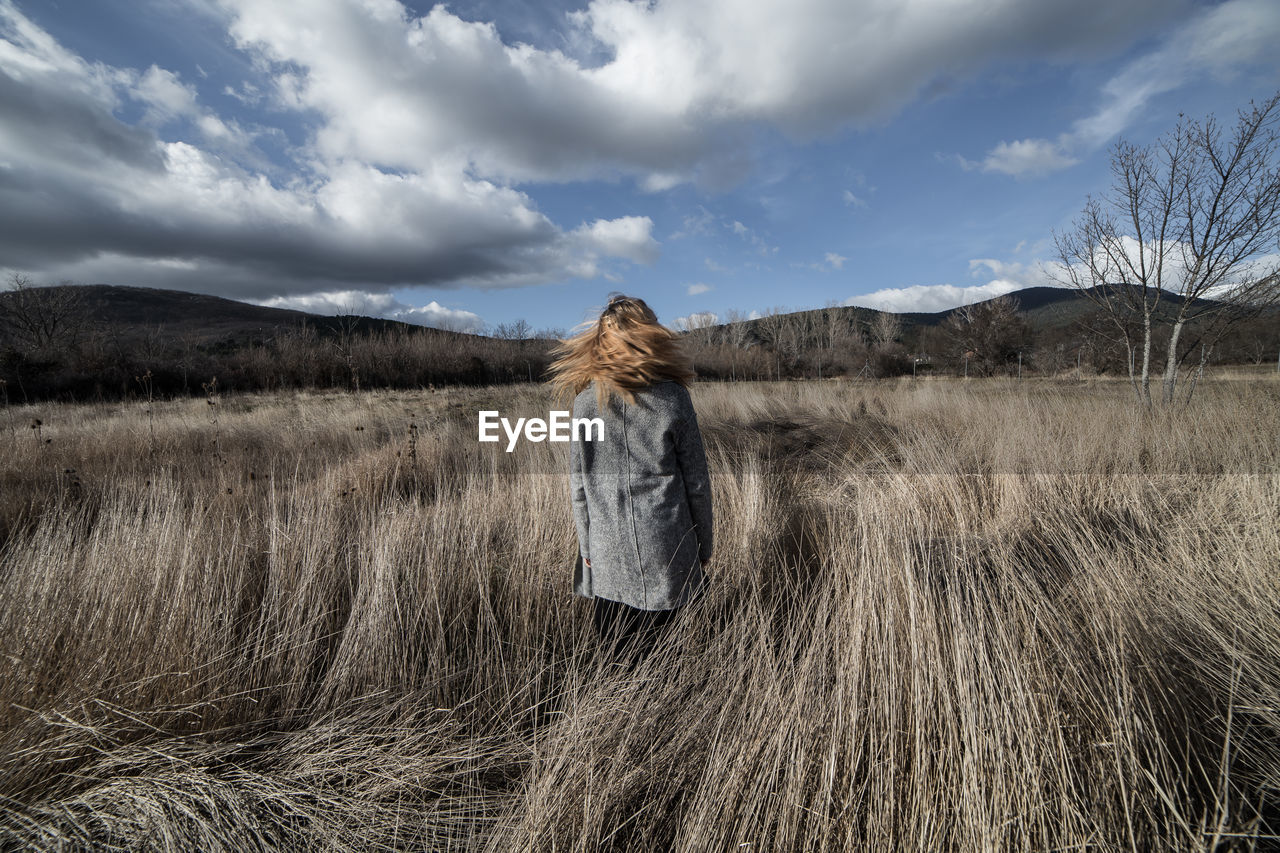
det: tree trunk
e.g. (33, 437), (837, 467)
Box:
(1184, 342), (1210, 405)
(1162, 317), (1186, 405)
(1139, 310), (1153, 407)
(1125, 341), (1140, 402)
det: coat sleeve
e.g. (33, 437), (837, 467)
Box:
(674, 389), (713, 564)
(569, 412), (590, 564)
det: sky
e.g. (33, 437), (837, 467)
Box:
(1, 0), (1278, 335)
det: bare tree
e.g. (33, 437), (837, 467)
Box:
(754, 306), (791, 379)
(774, 311), (810, 367)
(328, 300), (364, 392)
(492, 319), (532, 340)
(1054, 92), (1280, 405)
(870, 311), (902, 349)
(673, 312), (717, 336)
(0, 275), (90, 353)
(941, 295), (1032, 377)
(175, 329), (202, 394)
(818, 301), (854, 350)
(722, 309), (752, 349)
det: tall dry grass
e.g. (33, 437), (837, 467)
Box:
(1, 377), (1277, 850)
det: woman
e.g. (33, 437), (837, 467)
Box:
(548, 295), (713, 662)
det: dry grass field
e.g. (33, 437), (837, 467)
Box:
(1, 376), (1278, 851)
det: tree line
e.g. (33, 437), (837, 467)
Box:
(5, 275), (1274, 406)
(0, 280), (558, 403)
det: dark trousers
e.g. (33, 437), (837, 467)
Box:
(592, 596), (678, 664)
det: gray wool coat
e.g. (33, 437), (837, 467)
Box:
(569, 380), (713, 611)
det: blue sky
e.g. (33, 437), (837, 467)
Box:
(2, 0), (1277, 334)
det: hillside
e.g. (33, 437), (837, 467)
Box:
(0, 284), (545, 401)
(0, 281), (1240, 350)
(11, 284), (485, 346)
(723, 285), (1224, 336)
(1, 282), (1274, 401)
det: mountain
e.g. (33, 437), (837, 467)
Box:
(901, 286), (1092, 328)
(0, 284), (544, 401)
(2, 283), (1273, 403)
(31, 283), (476, 345)
(707, 284), (1249, 344)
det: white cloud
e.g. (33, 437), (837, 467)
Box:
(0, 3), (661, 304)
(577, 0), (1173, 134)
(962, 0), (1280, 178)
(252, 289), (399, 316)
(845, 281), (1025, 313)
(6, 0), (1254, 309)
(572, 216), (659, 265)
(394, 300), (486, 332)
(134, 65), (198, 123)
(250, 289), (485, 332)
(845, 253), (1068, 312)
(687, 282), (712, 295)
(975, 138), (1079, 177)
(825, 252), (847, 270)
(216, 0), (1184, 190)
(967, 257), (1059, 288)
(842, 189), (868, 207)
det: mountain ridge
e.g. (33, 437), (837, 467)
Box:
(0, 282), (1139, 341)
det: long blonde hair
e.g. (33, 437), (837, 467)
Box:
(548, 294), (695, 409)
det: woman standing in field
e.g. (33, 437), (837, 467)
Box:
(549, 295), (713, 662)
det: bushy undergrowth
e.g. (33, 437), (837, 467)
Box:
(1, 377), (1278, 851)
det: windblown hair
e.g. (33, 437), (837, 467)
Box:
(548, 294), (695, 409)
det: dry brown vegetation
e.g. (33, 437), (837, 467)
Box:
(1, 376), (1278, 851)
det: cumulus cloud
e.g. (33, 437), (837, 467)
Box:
(214, 0), (1180, 189)
(251, 290), (485, 332)
(135, 65), (199, 123)
(572, 216), (659, 265)
(963, 0), (1280, 177)
(0, 2), (658, 304)
(845, 281), (1025, 313)
(844, 254), (1067, 312)
(687, 282), (712, 295)
(0, 0), (1229, 308)
(967, 257), (1060, 289)
(971, 138), (1080, 177)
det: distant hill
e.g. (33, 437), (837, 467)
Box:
(899, 286), (1094, 329)
(0, 281), (1233, 348)
(1, 282), (1273, 402)
(706, 284), (1243, 345)
(31, 284), (481, 345)
(0, 283), (545, 401)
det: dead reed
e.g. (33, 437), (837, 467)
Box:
(0, 377), (1277, 851)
